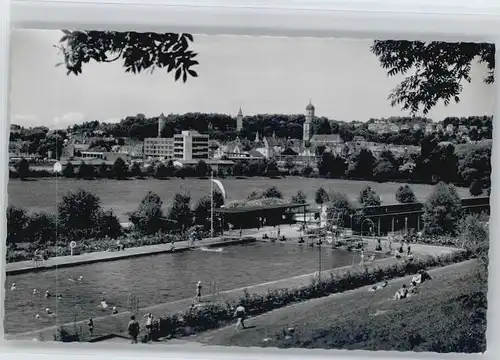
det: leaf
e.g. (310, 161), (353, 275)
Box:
(175, 68), (182, 81)
(187, 69), (198, 77)
(182, 71), (187, 83)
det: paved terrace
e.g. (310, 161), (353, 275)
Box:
(6, 236), (256, 275)
(6, 238), (458, 342)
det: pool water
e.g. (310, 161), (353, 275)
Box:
(4, 242), (368, 334)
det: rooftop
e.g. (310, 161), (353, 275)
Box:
(215, 203), (310, 214)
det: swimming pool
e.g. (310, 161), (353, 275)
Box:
(4, 242), (368, 334)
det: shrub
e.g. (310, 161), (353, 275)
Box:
(262, 186), (283, 199)
(98, 209), (123, 239)
(7, 205), (28, 247)
(62, 162), (76, 178)
(167, 193), (193, 233)
(422, 182), (462, 236)
(53, 326), (79, 342)
(25, 212), (57, 247)
(110, 157), (129, 179)
(326, 191), (354, 217)
(291, 190), (307, 204)
(129, 192), (165, 235)
(77, 161), (96, 179)
(469, 179), (483, 196)
(195, 160), (210, 177)
(358, 185), (381, 207)
(315, 187), (329, 205)
(130, 162), (143, 177)
(97, 162), (108, 178)
(395, 185), (417, 203)
(15, 158), (30, 180)
(301, 165), (313, 177)
(57, 189), (104, 241)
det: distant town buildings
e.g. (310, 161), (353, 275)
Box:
(9, 102), (493, 176)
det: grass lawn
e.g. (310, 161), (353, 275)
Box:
(8, 177), (471, 222)
(193, 260), (487, 353)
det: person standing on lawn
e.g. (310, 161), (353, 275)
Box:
(127, 315), (140, 344)
(87, 318), (94, 338)
(143, 313), (154, 342)
(234, 303), (246, 330)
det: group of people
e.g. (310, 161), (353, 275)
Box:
(124, 304), (248, 344)
(393, 269), (432, 300)
(125, 313), (156, 343)
(387, 239), (413, 260)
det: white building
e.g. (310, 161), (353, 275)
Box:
(143, 137), (174, 160)
(174, 130), (209, 161)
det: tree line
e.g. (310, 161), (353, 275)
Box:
(11, 135), (492, 198)
(7, 180), (485, 259)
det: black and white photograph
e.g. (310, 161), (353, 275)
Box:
(4, 29), (493, 353)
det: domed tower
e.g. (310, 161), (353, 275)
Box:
(158, 113), (167, 138)
(236, 107), (243, 132)
(303, 101), (315, 142)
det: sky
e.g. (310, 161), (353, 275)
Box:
(9, 29), (495, 130)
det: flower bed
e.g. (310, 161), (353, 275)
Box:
(6, 232), (184, 263)
(152, 251), (470, 339)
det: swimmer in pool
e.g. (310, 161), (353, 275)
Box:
(45, 290), (51, 298)
(10, 283), (16, 291)
(112, 306), (118, 314)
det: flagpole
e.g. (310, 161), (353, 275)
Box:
(210, 171), (214, 238)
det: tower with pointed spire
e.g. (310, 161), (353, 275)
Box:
(303, 101), (315, 142)
(254, 131), (260, 143)
(236, 107), (244, 132)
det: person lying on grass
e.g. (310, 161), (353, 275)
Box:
(369, 280), (388, 292)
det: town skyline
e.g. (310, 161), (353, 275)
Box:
(10, 30), (494, 129)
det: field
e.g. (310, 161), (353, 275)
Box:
(8, 177), (470, 222)
(193, 260), (486, 353)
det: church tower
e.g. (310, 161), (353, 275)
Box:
(303, 101), (315, 142)
(236, 107), (243, 132)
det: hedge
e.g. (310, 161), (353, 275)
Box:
(151, 250), (470, 340)
(6, 232), (184, 263)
